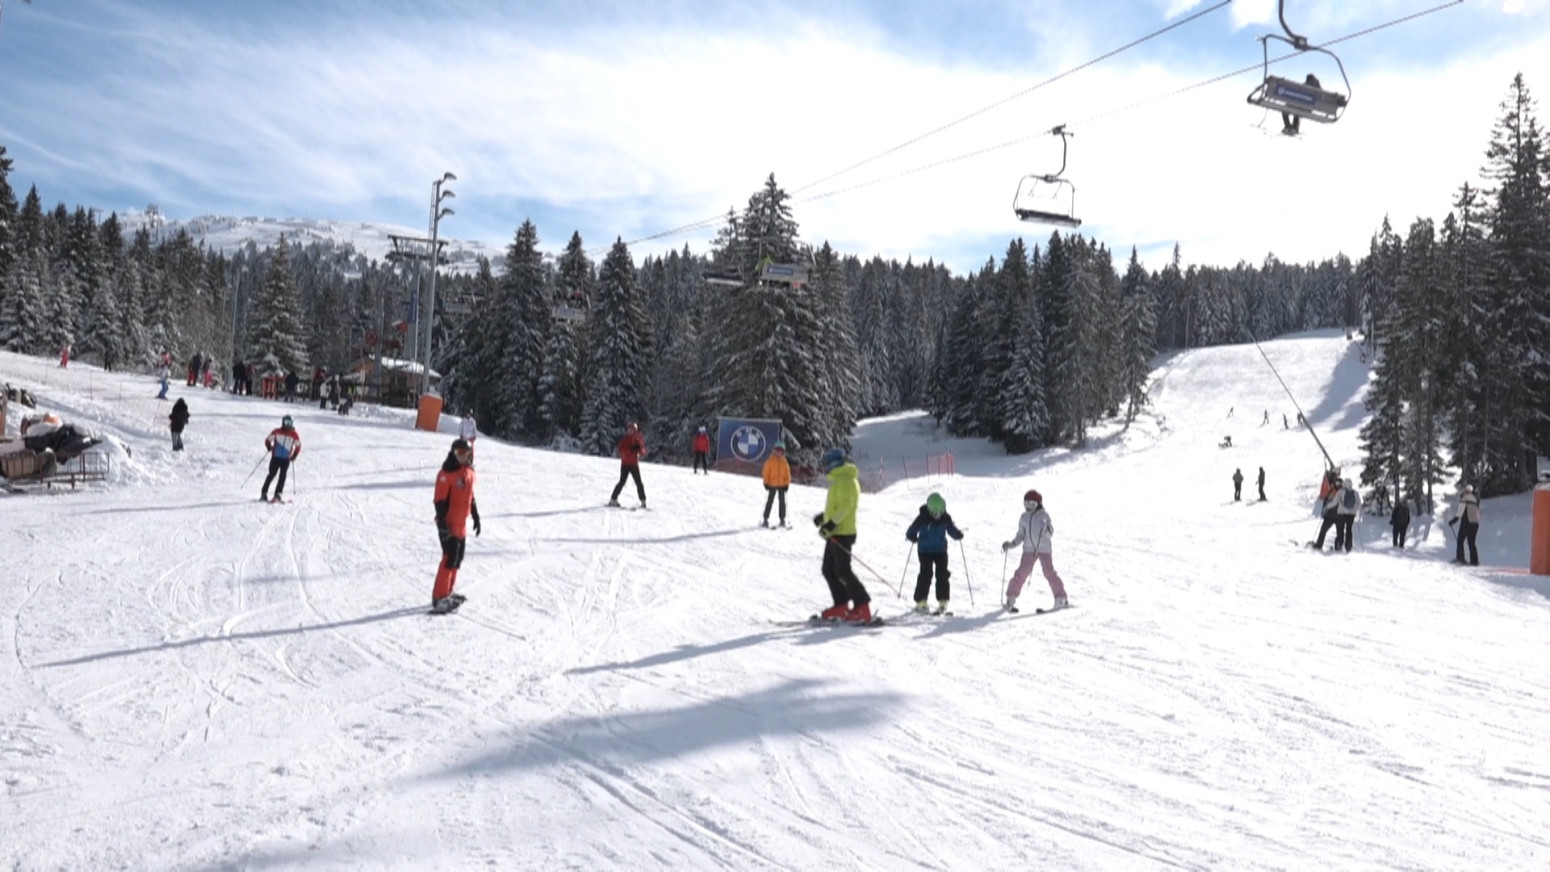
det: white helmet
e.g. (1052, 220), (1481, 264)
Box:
(1463, 484), (1474, 494)
(1342, 478), (1352, 488)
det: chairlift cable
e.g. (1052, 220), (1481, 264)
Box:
(606, 2), (1230, 254)
(615, 0), (1462, 250)
(791, 0), (1232, 195)
(799, 0), (1462, 206)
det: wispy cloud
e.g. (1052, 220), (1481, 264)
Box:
(0, 0), (1545, 274)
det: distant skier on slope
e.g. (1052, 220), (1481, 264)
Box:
(1450, 485), (1481, 566)
(1233, 468), (1244, 501)
(813, 448), (870, 623)
(691, 426), (711, 475)
(906, 492), (964, 615)
(1335, 478), (1359, 552)
(431, 438), (481, 613)
(1390, 499), (1411, 549)
(1002, 489), (1068, 613)
(169, 398), (190, 452)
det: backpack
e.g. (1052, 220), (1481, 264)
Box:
(1341, 487), (1358, 511)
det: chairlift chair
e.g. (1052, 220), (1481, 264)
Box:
(702, 270), (742, 289)
(1012, 125), (1081, 228)
(758, 262), (810, 287)
(1245, 0), (1351, 127)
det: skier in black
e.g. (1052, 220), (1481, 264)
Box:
(1390, 499), (1411, 548)
(1282, 73), (1321, 135)
(169, 398), (190, 451)
(1256, 466), (1266, 502)
(1232, 468), (1244, 501)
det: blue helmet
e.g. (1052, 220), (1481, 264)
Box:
(821, 448), (846, 472)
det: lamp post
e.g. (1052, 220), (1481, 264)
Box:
(421, 172), (456, 397)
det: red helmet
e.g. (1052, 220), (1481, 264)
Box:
(1023, 489), (1042, 507)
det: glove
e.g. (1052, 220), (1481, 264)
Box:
(1002, 541), (1013, 552)
(1448, 517), (1459, 527)
(812, 512), (825, 528)
(473, 516), (482, 537)
(906, 534), (918, 543)
(821, 520), (837, 534)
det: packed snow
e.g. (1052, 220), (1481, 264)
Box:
(3, 330), (1547, 871)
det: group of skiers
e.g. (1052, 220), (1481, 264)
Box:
(1308, 468), (1484, 563)
(1232, 467), (1267, 502)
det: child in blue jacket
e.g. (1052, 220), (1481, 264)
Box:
(905, 492), (964, 614)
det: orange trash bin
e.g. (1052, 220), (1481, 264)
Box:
(416, 393), (443, 433)
(1531, 484), (1550, 576)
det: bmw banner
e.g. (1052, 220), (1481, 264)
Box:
(715, 417), (783, 473)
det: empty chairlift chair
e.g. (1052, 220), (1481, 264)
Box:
(1012, 125), (1081, 228)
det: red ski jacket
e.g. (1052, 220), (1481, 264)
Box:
(617, 433), (646, 466)
(692, 432), (710, 453)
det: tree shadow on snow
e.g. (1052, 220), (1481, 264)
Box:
(413, 677), (903, 782)
(36, 606), (428, 668)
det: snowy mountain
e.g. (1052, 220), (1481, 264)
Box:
(2, 331), (1547, 870)
(113, 209), (505, 275)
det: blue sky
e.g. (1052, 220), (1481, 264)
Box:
(1, 0), (1547, 274)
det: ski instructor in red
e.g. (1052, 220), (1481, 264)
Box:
(431, 438), (481, 613)
(607, 421), (648, 508)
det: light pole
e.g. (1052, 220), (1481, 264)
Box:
(421, 172), (455, 397)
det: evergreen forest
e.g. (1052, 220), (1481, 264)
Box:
(0, 76), (1546, 497)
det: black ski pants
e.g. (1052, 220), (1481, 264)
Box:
(1392, 523), (1408, 548)
(692, 451), (709, 473)
(763, 486), (787, 523)
(1335, 515), (1354, 552)
(1456, 521), (1479, 565)
(1313, 511), (1337, 549)
(261, 457), (291, 498)
(912, 550), (951, 603)
(610, 464), (646, 503)
(821, 535), (869, 607)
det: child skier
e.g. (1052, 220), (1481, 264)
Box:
(813, 448), (870, 623)
(1001, 489), (1068, 613)
(761, 441), (790, 527)
(260, 415), (301, 503)
(168, 398), (190, 451)
(431, 438), (481, 613)
(906, 492), (964, 614)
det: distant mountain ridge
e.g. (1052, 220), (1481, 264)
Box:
(112, 209), (504, 275)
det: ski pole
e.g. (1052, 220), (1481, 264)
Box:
(898, 545), (913, 599)
(241, 453), (266, 488)
(827, 536), (902, 598)
(1000, 550), (1009, 606)
(957, 538), (974, 607)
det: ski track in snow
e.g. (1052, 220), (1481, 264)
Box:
(4, 331), (1550, 870)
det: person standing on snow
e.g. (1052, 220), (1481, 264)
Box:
(1257, 466), (1267, 502)
(430, 438), (481, 613)
(458, 413), (478, 461)
(906, 492), (964, 615)
(260, 415), (301, 503)
(814, 448), (870, 623)
(1335, 478), (1359, 552)
(1311, 474), (1343, 550)
(156, 361), (171, 399)
(691, 426), (711, 474)
(1232, 468), (1244, 501)
(1002, 489), (1068, 613)
(761, 441), (790, 527)
(1450, 484), (1481, 566)
(1390, 498), (1412, 548)
(608, 421), (648, 508)
(169, 398), (190, 451)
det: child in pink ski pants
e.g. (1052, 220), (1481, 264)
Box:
(1002, 490), (1067, 608)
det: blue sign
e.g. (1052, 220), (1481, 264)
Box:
(716, 418), (783, 466)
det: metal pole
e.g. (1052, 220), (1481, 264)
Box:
(421, 173), (455, 397)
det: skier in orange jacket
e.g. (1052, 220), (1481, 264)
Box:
(431, 438), (481, 613)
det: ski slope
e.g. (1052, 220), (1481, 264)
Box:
(3, 331), (1547, 871)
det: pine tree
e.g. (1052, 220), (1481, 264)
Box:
(1118, 247), (1157, 423)
(579, 239), (652, 456)
(490, 220), (552, 439)
(245, 236), (309, 377)
(0, 144), (18, 285)
(988, 239), (1048, 452)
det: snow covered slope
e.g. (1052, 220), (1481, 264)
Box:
(2, 331), (1546, 870)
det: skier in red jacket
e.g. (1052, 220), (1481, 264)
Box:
(431, 438), (481, 613)
(608, 421), (648, 508)
(691, 426), (711, 475)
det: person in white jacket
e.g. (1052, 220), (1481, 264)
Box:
(1001, 489), (1068, 612)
